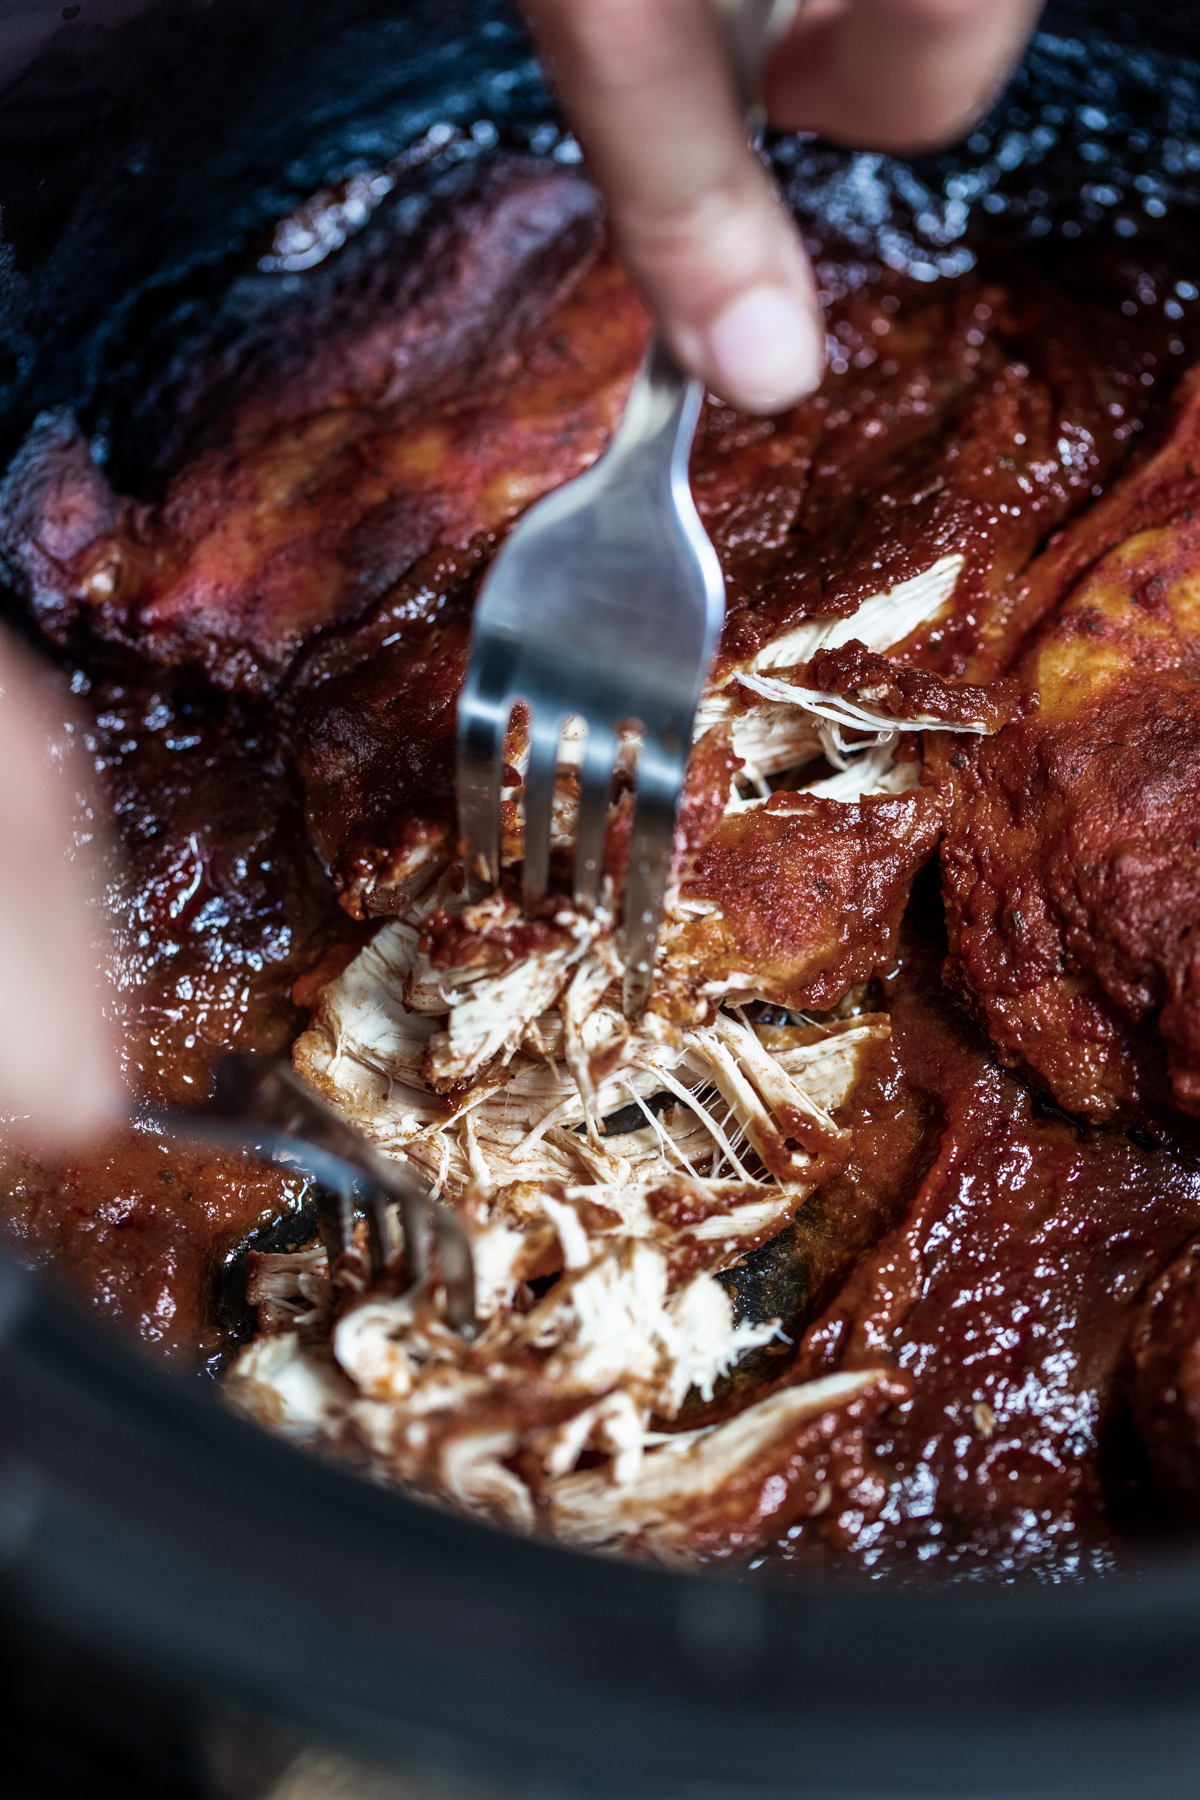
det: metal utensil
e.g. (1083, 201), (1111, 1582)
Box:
(457, 0), (802, 1023)
(149, 1054), (477, 1336)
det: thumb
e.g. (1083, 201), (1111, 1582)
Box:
(524, 0), (825, 413)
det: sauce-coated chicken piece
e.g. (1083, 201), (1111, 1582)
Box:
(664, 785), (944, 1015)
(774, 921), (1200, 1580)
(939, 382), (1200, 1120)
(0, 163), (642, 694)
(0, 173), (1161, 925)
(1130, 1235), (1200, 1523)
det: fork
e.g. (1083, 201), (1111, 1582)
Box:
(457, 0), (802, 1022)
(149, 1053), (478, 1336)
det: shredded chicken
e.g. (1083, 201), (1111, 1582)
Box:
(694, 553), (966, 790)
(228, 885), (891, 1553)
(227, 553), (993, 1560)
(549, 1369), (904, 1558)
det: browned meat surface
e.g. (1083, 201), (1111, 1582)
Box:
(938, 486), (1200, 1121)
(85, 679), (350, 1104)
(764, 918), (1200, 1579)
(802, 639), (1019, 729)
(665, 786), (944, 1013)
(975, 360), (1200, 676)
(288, 547), (480, 917)
(6, 153), (1200, 1565)
(698, 274), (1159, 682)
(1130, 1236), (1200, 1521)
(0, 670), (348, 1363)
(287, 270), (1164, 916)
(0, 163), (639, 695)
(294, 268), (1172, 918)
(1, 228), (1167, 917)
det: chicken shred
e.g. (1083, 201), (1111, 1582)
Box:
(228, 552), (1000, 1559)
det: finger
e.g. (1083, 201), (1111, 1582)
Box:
(523, 0), (825, 413)
(765, 0), (1044, 154)
(0, 632), (122, 1149)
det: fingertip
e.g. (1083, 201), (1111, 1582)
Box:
(6, 1035), (126, 1153)
(69, 1067), (129, 1144)
(694, 283), (825, 413)
(2, 1088), (126, 1158)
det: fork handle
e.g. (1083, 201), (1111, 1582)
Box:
(593, 335), (710, 1021)
(604, 333), (702, 475)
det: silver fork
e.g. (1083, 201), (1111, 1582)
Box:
(457, 0), (802, 1022)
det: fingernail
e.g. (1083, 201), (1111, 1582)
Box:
(705, 284), (824, 411)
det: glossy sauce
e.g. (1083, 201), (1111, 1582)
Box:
(764, 898), (1200, 1578)
(0, 674), (347, 1363)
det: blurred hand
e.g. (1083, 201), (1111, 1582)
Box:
(524, 0), (1043, 411)
(0, 631), (121, 1149)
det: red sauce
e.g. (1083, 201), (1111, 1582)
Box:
(766, 902), (1200, 1578)
(0, 673), (351, 1364)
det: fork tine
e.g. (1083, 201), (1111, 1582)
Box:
(522, 705), (564, 910)
(364, 1188), (392, 1281)
(573, 722), (619, 915)
(398, 1190), (431, 1284)
(457, 673), (510, 889)
(434, 1208), (478, 1338)
(621, 732), (687, 1020)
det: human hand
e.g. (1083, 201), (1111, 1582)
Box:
(0, 631), (121, 1149)
(523, 0), (1044, 412)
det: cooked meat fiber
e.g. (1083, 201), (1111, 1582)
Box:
(801, 640), (1019, 731)
(235, 885), (906, 1556)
